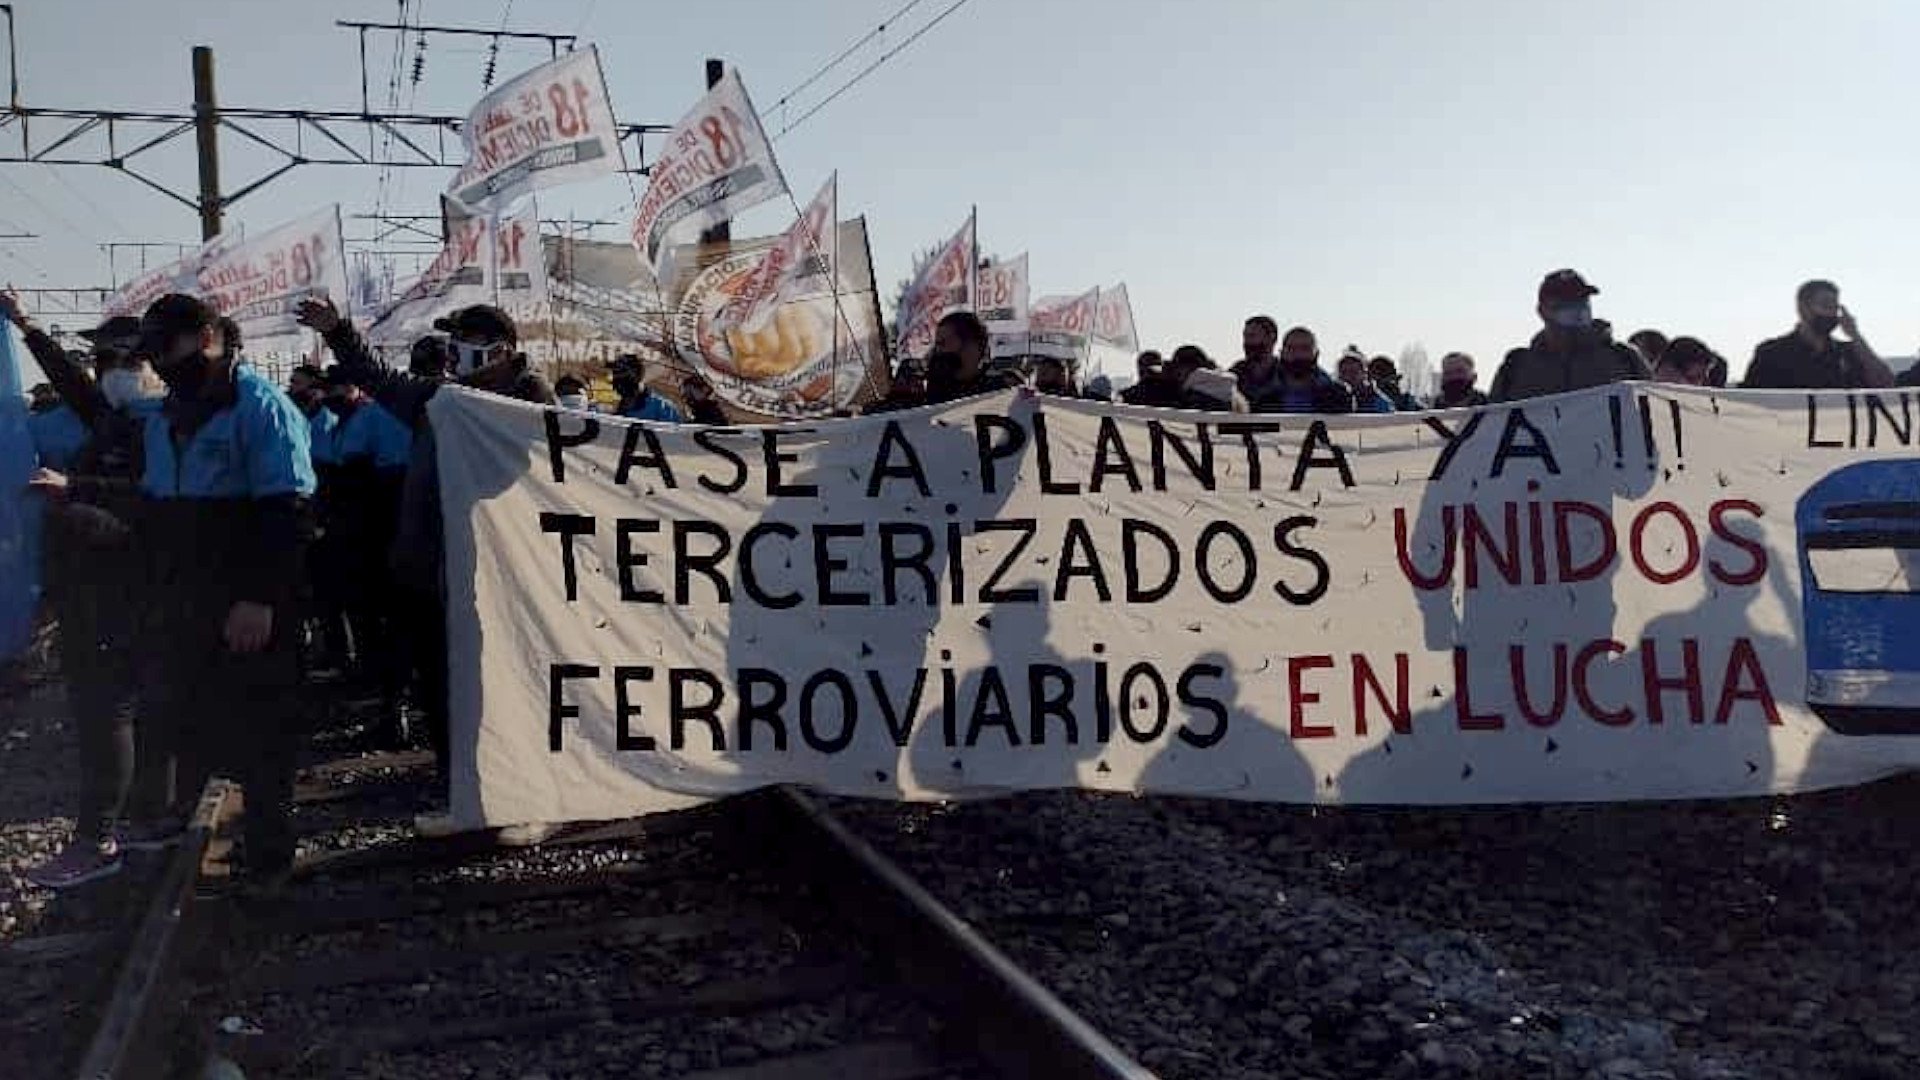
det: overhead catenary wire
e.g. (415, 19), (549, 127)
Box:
(770, 0), (929, 117)
(774, 0), (974, 141)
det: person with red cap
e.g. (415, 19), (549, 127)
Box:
(1489, 269), (1649, 402)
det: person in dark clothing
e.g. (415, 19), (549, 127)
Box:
(924, 311), (1022, 404)
(295, 296), (552, 837)
(1239, 327), (1353, 414)
(863, 357), (929, 414)
(7, 300), (162, 887)
(1231, 316), (1285, 406)
(680, 374), (730, 424)
(1432, 352), (1490, 409)
(1652, 336), (1719, 386)
(286, 364), (350, 674)
(1120, 351), (1173, 406)
(1124, 345), (1240, 411)
(1627, 329), (1669, 370)
(1368, 356), (1421, 412)
(1032, 356), (1079, 398)
(1742, 279), (1893, 390)
(1338, 348), (1396, 413)
(409, 335), (451, 379)
(1489, 270), (1649, 402)
(34, 294), (315, 880)
(27, 379), (88, 472)
(319, 366), (414, 746)
(608, 354), (685, 422)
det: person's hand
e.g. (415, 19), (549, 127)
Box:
(26, 468), (69, 500)
(1839, 305), (1862, 341)
(0, 287), (26, 329)
(223, 601), (274, 654)
(295, 296), (342, 334)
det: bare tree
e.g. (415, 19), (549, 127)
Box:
(1397, 342), (1433, 401)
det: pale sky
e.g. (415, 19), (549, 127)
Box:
(4, 0), (1917, 388)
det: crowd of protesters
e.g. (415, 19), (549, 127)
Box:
(6, 264), (1911, 889)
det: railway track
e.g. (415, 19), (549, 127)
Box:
(67, 749), (1153, 1080)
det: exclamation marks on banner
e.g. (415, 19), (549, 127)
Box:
(1611, 391), (1688, 473)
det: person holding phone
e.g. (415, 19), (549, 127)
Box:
(1743, 279), (1893, 389)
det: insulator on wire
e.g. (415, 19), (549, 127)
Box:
(482, 38), (500, 89)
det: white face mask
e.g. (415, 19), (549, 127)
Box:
(100, 368), (161, 409)
(557, 393), (588, 411)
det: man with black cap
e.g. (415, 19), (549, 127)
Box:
(33, 293), (315, 881)
(1742, 280), (1892, 390)
(295, 296), (553, 838)
(7, 298), (167, 886)
(1489, 270), (1649, 402)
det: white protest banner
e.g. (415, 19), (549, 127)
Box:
(895, 211), (976, 361)
(447, 47), (625, 210)
(669, 218), (884, 420)
(103, 256), (198, 319)
(714, 173), (836, 337)
(197, 205), (349, 340)
(978, 254), (1030, 360)
(1027, 288), (1098, 363)
(630, 69), (786, 276)
(1094, 283), (1139, 353)
(369, 197), (547, 344)
(431, 382), (1920, 828)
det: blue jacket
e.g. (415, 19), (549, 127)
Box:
(307, 407), (341, 467)
(619, 390), (685, 424)
(332, 400), (412, 469)
(28, 404), (88, 471)
(1350, 384), (1397, 414)
(141, 363), (314, 611)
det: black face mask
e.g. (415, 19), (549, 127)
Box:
(1280, 357), (1317, 378)
(1440, 376), (1473, 397)
(926, 350), (964, 387)
(1808, 314), (1840, 336)
(324, 397), (354, 417)
(154, 351), (212, 395)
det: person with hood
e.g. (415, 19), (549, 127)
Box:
(924, 311), (1022, 404)
(295, 297), (552, 839)
(609, 354), (685, 422)
(1489, 270), (1649, 402)
(5, 299), (167, 886)
(34, 294), (314, 881)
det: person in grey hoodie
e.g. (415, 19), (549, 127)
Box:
(295, 297), (553, 831)
(1489, 269), (1649, 402)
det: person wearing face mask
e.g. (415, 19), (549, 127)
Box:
(287, 365), (339, 473)
(1488, 269), (1649, 403)
(295, 296), (554, 842)
(1247, 326), (1354, 415)
(924, 311), (1021, 405)
(29, 293), (315, 883)
(608, 356), (685, 422)
(4, 298), (169, 886)
(1431, 352), (1489, 409)
(1743, 279), (1893, 390)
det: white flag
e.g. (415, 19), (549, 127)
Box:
(630, 69), (787, 276)
(196, 205), (350, 339)
(103, 256), (198, 320)
(715, 173), (836, 336)
(1094, 282), (1139, 353)
(895, 211), (976, 361)
(368, 196), (544, 344)
(1028, 288), (1099, 363)
(979, 253), (1031, 360)
(447, 47), (626, 210)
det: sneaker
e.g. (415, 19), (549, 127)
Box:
(120, 819), (184, 852)
(26, 838), (123, 889)
(413, 811), (460, 839)
(497, 822), (558, 848)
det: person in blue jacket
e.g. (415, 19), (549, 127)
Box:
(27, 382), (88, 472)
(318, 365), (414, 746)
(39, 293), (314, 881)
(285, 364), (350, 675)
(609, 354), (685, 423)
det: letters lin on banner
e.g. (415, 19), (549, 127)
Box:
(448, 47), (625, 210)
(430, 382), (1920, 827)
(630, 69), (787, 276)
